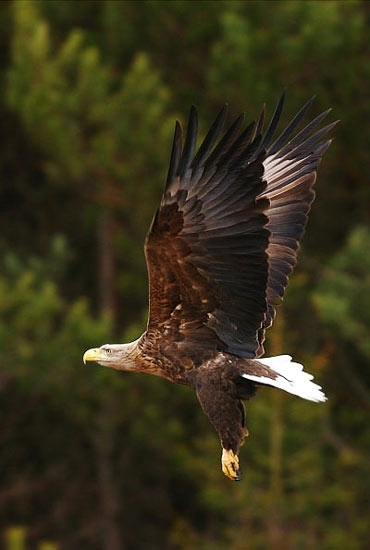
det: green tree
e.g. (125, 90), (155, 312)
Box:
(313, 225), (370, 362)
(0, 1), (369, 548)
(6, 0), (173, 324)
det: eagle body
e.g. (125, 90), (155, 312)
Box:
(84, 95), (336, 480)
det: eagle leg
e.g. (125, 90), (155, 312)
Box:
(194, 363), (249, 481)
(222, 448), (242, 481)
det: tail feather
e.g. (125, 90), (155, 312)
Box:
(242, 355), (327, 402)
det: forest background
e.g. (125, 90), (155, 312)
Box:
(0, 1), (369, 549)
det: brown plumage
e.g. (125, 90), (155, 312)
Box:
(83, 94), (336, 480)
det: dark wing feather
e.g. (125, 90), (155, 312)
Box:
(255, 104), (337, 353)
(145, 96), (335, 361)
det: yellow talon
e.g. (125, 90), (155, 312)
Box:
(221, 448), (242, 481)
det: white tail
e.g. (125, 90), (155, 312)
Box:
(242, 355), (327, 402)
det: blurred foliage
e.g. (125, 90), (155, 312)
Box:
(0, 1), (369, 549)
(313, 225), (370, 360)
(3, 526), (59, 550)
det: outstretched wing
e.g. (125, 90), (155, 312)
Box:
(145, 95), (335, 360)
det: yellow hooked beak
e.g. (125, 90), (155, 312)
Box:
(83, 348), (101, 364)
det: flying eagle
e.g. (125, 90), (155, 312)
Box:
(83, 94), (336, 480)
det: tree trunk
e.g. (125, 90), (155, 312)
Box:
(94, 396), (123, 550)
(268, 314), (285, 548)
(98, 211), (116, 319)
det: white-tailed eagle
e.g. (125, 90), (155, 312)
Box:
(83, 94), (336, 480)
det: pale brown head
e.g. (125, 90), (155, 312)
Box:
(83, 341), (140, 371)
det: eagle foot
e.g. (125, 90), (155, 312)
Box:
(221, 448), (242, 481)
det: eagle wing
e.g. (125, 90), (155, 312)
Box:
(145, 95), (335, 360)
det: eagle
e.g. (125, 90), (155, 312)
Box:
(83, 94), (336, 480)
